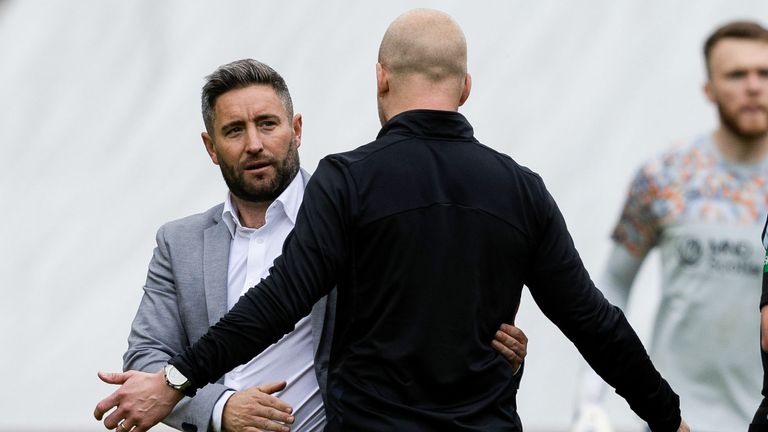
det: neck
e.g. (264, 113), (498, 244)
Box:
(380, 76), (462, 124)
(230, 194), (270, 229)
(712, 127), (768, 163)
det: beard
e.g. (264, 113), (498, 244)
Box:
(718, 103), (768, 140)
(219, 137), (300, 204)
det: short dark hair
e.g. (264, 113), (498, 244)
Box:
(201, 59), (294, 134)
(703, 21), (768, 76)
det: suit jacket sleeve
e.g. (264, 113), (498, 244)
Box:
(123, 224), (230, 432)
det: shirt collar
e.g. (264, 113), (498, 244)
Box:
(377, 109), (476, 141)
(221, 169), (305, 238)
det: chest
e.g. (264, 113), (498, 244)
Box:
(650, 165), (768, 226)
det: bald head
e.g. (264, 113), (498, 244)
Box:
(378, 9), (467, 82)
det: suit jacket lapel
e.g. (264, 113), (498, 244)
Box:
(203, 212), (231, 327)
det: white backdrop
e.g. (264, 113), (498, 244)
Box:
(0, 1), (766, 430)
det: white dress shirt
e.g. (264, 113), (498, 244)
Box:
(212, 171), (324, 431)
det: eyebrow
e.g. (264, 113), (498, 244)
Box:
(219, 119), (245, 132)
(219, 114), (281, 132)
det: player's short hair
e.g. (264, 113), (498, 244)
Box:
(704, 21), (768, 76)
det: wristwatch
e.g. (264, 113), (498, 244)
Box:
(164, 364), (193, 396)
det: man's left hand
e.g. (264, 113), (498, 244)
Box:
(93, 369), (184, 432)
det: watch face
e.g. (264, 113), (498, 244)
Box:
(166, 365), (188, 386)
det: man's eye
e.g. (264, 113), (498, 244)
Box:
(225, 126), (243, 135)
(260, 121), (277, 129)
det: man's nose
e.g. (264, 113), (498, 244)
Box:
(745, 72), (765, 93)
(244, 126), (264, 153)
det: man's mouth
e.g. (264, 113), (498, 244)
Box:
(742, 104), (767, 114)
(243, 160), (272, 173)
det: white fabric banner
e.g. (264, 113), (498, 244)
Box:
(0, 0), (765, 430)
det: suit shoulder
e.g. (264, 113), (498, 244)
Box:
(158, 203), (223, 236)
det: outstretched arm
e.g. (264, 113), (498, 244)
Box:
(524, 183), (680, 431)
(122, 225), (235, 431)
(574, 243), (645, 427)
(95, 158), (353, 431)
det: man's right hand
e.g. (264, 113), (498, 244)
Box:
(222, 381), (295, 432)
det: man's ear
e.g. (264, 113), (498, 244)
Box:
(376, 63), (389, 97)
(293, 113), (303, 149)
(459, 73), (472, 107)
(201, 132), (219, 165)
(703, 79), (716, 103)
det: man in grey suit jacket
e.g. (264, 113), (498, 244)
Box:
(121, 59), (334, 432)
(99, 58), (529, 432)
(123, 175), (335, 432)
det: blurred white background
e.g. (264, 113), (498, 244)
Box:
(0, 1), (765, 430)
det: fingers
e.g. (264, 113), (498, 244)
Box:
(94, 390), (120, 420)
(245, 416), (293, 432)
(223, 387), (296, 432)
(495, 323), (528, 356)
(94, 371), (134, 420)
(493, 330), (525, 357)
(98, 400), (168, 432)
(261, 407), (295, 425)
(492, 324), (528, 370)
(103, 407), (125, 430)
(244, 384), (292, 413)
(498, 323), (528, 344)
(117, 421), (133, 432)
(256, 380), (288, 395)
(94, 370), (179, 431)
(491, 339), (522, 364)
(98, 370), (131, 385)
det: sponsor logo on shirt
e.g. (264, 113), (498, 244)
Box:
(676, 238), (703, 265)
(677, 237), (761, 275)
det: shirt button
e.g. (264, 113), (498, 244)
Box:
(256, 238), (265, 244)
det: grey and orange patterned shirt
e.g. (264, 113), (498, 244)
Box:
(614, 135), (767, 431)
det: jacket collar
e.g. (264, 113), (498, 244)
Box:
(377, 109), (476, 141)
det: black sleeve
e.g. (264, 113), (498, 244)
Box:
(762, 214), (768, 309)
(169, 158), (354, 389)
(760, 216), (768, 402)
(525, 184), (681, 432)
(763, 271), (768, 310)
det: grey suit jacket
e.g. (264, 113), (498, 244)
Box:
(123, 170), (336, 432)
